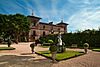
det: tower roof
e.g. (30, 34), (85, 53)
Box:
(56, 20), (69, 25)
(27, 9), (42, 19)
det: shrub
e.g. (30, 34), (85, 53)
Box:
(48, 40), (54, 44)
(30, 43), (35, 48)
(62, 42), (66, 52)
(43, 43), (51, 46)
(35, 39), (42, 44)
(62, 42), (65, 46)
(49, 45), (58, 52)
(24, 37), (27, 42)
(83, 43), (89, 48)
(39, 29), (100, 47)
(0, 38), (3, 43)
(30, 43), (35, 53)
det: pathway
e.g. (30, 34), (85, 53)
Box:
(0, 42), (100, 67)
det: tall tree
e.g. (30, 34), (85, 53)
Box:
(0, 13), (30, 44)
(8, 13), (30, 43)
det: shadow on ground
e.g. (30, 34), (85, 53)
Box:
(0, 55), (53, 67)
(21, 53), (33, 55)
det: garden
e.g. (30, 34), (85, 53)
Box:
(0, 13), (100, 63)
(37, 29), (100, 49)
(36, 50), (85, 61)
(34, 35), (89, 62)
(0, 47), (15, 50)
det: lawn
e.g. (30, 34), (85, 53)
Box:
(36, 50), (85, 61)
(40, 46), (50, 48)
(0, 47), (15, 50)
(92, 49), (100, 52)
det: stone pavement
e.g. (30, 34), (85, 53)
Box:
(0, 42), (100, 67)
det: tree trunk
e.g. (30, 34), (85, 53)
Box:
(8, 44), (10, 47)
(14, 33), (18, 44)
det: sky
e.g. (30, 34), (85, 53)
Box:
(0, 0), (100, 32)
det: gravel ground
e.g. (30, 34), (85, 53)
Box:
(0, 42), (100, 67)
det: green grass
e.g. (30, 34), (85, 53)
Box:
(0, 47), (15, 50)
(36, 50), (85, 61)
(92, 49), (100, 51)
(40, 46), (50, 48)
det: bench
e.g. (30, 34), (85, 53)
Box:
(71, 44), (77, 48)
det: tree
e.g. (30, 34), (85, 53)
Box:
(7, 14), (30, 43)
(0, 13), (30, 44)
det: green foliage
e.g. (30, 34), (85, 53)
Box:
(62, 42), (65, 46)
(83, 43), (89, 48)
(8, 39), (12, 46)
(62, 42), (66, 52)
(92, 49), (100, 51)
(0, 13), (30, 43)
(36, 50), (85, 61)
(39, 29), (100, 47)
(24, 37), (27, 42)
(48, 40), (54, 44)
(35, 39), (43, 44)
(49, 45), (58, 52)
(43, 43), (51, 46)
(30, 43), (35, 48)
(0, 47), (15, 50)
(48, 39), (58, 52)
(0, 37), (3, 43)
(40, 46), (50, 48)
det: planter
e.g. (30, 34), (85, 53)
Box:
(83, 43), (89, 53)
(31, 47), (34, 53)
(84, 47), (88, 53)
(51, 51), (57, 63)
(30, 43), (35, 53)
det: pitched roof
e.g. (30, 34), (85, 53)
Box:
(27, 15), (42, 19)
(39, 22), (49, 25)
(39, 22), (64, 27)
(56, 20), (69, 25)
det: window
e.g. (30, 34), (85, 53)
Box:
(58, 28), (60, 31)
(33, 31), (36, 36)
(33, 20), (37, 26)
(58, 28), (60, 33)
(43, 32), (45, 36)
(43, 25), (45, 29)
(33, 22), (36, 26)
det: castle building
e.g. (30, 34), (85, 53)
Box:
(28, 12), (68, 41)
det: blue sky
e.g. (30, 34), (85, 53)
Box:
(0, 0), (100, 32)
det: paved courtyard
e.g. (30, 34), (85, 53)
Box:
(0, 42), (100, 67)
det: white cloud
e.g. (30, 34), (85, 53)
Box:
(68, 0), (90, 4)
(68, 6), (100, 32)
